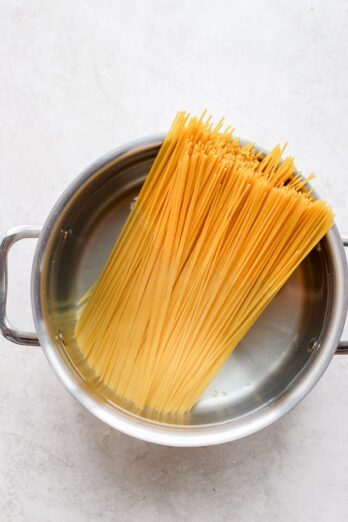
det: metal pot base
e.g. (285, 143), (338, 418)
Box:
(1, 136), (345, 445)
(35, 139), (343, 434)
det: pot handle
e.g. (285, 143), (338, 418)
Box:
(336, 235), (348, 354)
(0, 225), (41, 346)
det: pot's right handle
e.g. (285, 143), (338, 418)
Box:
(336, 235), (348, 354)
(0, 225), (41, 346)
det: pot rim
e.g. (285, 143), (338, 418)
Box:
(31, 134), (348, 446)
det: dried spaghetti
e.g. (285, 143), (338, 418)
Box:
(75, 112), (333, 414)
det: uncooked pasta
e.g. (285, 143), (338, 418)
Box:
(75, 111), (333, 414)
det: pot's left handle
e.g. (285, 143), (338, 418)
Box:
(0, 225), (42, 346)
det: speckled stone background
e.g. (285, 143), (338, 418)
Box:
(1, 1), (348, 521)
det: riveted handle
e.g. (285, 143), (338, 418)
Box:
(0, 225), (42, 346)
(336, 235), (348, 354)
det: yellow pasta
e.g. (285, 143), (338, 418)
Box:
(75, 111), (333, 414)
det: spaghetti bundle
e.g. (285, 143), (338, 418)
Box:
(76, 112), (333, 414)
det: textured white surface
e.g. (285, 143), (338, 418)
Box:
(1, 1), (348, 521)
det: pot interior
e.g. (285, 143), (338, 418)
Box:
(38, 142), (335, 427)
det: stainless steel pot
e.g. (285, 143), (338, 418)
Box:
(1, 135), (347, 446)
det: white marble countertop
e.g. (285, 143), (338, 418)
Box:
(1, 1), (348, 521)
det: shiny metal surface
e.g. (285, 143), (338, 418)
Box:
(336, 236), (348, 354)
(0, 225), (41, 345)
(1, 135), (348, 445)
